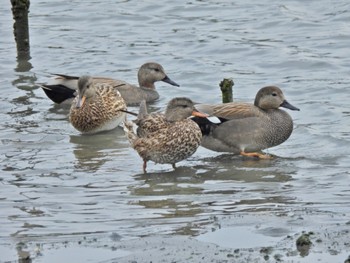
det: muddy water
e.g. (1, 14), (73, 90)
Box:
(1, 0), (350, 262)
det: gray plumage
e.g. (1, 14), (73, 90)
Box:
(194, 86), (299, 158)
(40, 62), (179, 106)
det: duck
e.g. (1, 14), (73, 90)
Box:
(192, 86), (300, 159)
(41, 62), (180, 106)
(69, 75), (127, 134)
(123, 97), (208, 173)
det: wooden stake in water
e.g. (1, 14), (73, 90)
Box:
(220, 78), (234, 103)
(11, 0), (30, 56)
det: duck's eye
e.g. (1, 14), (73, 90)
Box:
(272, 92), (277, 97)
(153, 68), (160, 72)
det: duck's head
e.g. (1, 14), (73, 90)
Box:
(254, 86), (300, 111)
(75, 75), (95, 108)
(138, 62), (180, 89)
(165, 97), (208, 122)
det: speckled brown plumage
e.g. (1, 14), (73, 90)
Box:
(69, 75), (127, 134)
(124, 97), (206, 172)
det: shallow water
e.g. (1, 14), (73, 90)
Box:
(1, 0), (350, 262)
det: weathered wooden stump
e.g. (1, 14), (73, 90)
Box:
(11, 0), (30, 57)
(219, 78), (234, 103)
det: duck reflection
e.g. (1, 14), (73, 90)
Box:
(199, 153), (296, 183)
(133, 166), (204, 195)
(70, 128), (129, 172)
(133, 153), (295, 189)
(46, 102), (71, 118)
(129, 153), (297, 235)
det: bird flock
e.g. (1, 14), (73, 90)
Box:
(40, 62), (299, 173)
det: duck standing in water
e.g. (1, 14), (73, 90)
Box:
(69, 75), (127, 134)
(40, 62), (180, 106)
(192, 86), (300, 159)
(123, 97), (208, 173)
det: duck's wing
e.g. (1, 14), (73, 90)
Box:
(196, 102), (264, 120)
(52, 74), (127, 89)
(136, 113), (166, 138)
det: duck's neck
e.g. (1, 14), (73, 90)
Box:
(165, 116), (178, 122)
(139, 80), (156, 90)
(88, 93), (96, 99)
(165, 113), (183, 122)
(140, 83), (156, 90)
(138, 86), (159, 101)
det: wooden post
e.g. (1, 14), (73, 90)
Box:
(11, 0), (30, 58)
(219, 78), (234, 103)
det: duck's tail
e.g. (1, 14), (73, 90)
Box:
(123, 120), (138, 145)
(137, 100), (148, 120)
(39, 84), (76, 104)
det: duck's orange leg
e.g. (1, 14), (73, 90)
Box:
(240, 151), (272, 159)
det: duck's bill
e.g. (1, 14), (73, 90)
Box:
(162, 75), (180, 87)
(280, 100), (300, 111)
(75, 95), (86, 108)
(191, 110), (209, 118)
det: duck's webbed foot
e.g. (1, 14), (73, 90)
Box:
(240, 151), (272, 159)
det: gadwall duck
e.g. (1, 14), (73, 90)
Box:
(41, 62), (180, 106)
(192, 86), (300, 159)
(69, 75), (127, 134)
(123, 97), (207, 173)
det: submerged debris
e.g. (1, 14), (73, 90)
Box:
(296, 232), (313, 256)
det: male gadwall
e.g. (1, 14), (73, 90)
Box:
(123, 97), (207, 173)
(192, 86), (300, 159)
(41, 62), (180, 106)
(69, 75), (127, 134)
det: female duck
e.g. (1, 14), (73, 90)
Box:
(41, 62), (179, 106)
(193, 86), (300, 159)
(69, 75), (127, 134)
(124, 97), (207, 173)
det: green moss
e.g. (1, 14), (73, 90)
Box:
(220, 78), (234, 103)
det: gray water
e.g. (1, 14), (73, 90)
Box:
(1, 0), (350, 262)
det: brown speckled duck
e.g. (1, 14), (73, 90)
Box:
(69, 75), (127, 134)
(41, 62), (180, 106)
(192, 86), (300, 159)
(123, 97), (207, 173)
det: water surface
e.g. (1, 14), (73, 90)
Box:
(1, 0), (350, 262)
